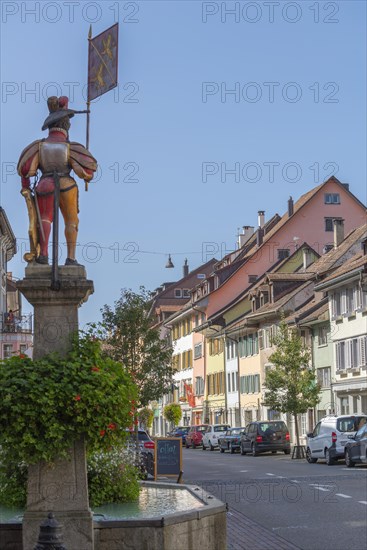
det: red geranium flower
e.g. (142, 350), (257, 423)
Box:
(100, 430), (106, 437)
(74, 395), (81, 401)
(19, 353), (26, 359)
(91, 366), (100, 372)
(108, 423), (116, 430)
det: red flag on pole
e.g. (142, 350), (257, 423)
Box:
(88, 23), (119, 102)
(184, 382), (196, 408)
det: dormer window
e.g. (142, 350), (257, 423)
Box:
(174, 289), (182, 298)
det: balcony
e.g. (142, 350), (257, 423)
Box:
(1, 313), (32, 334)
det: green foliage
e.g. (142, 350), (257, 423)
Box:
(0, 448), (27, 507)
(87, 448), (140, 507)
(138, 407), (154, 429)
(0, 333), (137, 465)
(264, 318), (321, 445)
(0, 447), (141, 508)
(163, 403), (182, 426)
(100, 287), (174, 407)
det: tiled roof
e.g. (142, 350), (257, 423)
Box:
(305, 224), (367, 276)
(266, 272), (313, 282)
(316, 253), (366, 285)
(285, 298), (329, 325)
(245, 281), (312, 320)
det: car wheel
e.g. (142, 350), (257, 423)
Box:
(202, 442), (206, 450)
(325, 448), (336, 466)
(209, 440), (214, 451)
(271, 451), (277, 454)
(284, 449), (291, 455)
(345, 449), (355, 468)
(240, 444), (246, 456)
(192, 442), (196, 449)
(230, 444), (235, 454)
(251, 444), (258, 457)
(220, 447), (224, 453)
(306, 447), (317, 463)
(185, 443), (190, 449)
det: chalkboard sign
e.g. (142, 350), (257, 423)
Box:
(154, 437), (182, 480)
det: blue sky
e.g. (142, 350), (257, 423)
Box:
(1, 0), (366, 327)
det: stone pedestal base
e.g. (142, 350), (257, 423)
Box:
(17, 265), (94, 550)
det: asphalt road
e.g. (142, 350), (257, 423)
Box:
(181, 447), (367, 550)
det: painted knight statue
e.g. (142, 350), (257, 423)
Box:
(17, 96), (97, 265)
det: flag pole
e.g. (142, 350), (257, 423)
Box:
(85, 24), (92, 191)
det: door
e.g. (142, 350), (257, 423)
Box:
(309, 422), (323, 457)
(243, 424), (255, 451)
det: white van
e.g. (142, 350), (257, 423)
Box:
(306, 414), (367, 465)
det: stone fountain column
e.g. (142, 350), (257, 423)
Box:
(17, 264), (94, 550)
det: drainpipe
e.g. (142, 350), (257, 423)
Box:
(223, 336), (228, 424)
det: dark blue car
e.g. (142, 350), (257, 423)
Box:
(169, 426), (190, 445)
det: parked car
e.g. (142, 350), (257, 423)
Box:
(126, 429), (155, 471)
(168, 426), (190, 445)
(306, 414), (367, 465)
(218, 427), (246, 453)
(185, 424), (208, 448)
(240, 421), (290, 456)
(202, 424), (231, 451)
(344, 422), (367, 467)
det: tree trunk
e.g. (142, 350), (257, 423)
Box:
(293, 413), (300, 447)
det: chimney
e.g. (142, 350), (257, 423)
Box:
(333, 219), (344, 248)
(183, 258), (189, 278)
(258, 211), (265, 228)
(256, 227), (264, 247)
(302, 247), (313, 270)
(238, 226), (254, 248)
(288, 196), (294, 217)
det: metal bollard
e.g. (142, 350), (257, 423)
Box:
(34, 512), (67, 550)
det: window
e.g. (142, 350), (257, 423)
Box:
(227, 372), (231, 392)
(194, 343), (203, 360)
(197, 274), (206, 279)
(335, 341), (346, 371)
(277, 249), (290, 260)
(317, 367), (331, 388)
(324, 193), (340, 204)
(238, 333), (258, 357)
(174, 289), (182, 298)
(182, 289), (190, 298)
(3, 344), (13, 359)
(248, 275), (257, 283)
(195, 376), (204, 396)
(325, 218), (334, 232)
(209, 338), (223, 356)
(181, 350), (192, 370)
(19, 344), (27, 355)
(340, 396), (349, 415)
(331, 291), (342, 318)
(232, 372), (236, 392)
(240, 374), (260, 394)
(318, 325), (328, 346)
(336, 337), (366, 371)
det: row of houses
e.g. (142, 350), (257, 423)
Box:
(150, 177), (367, 441)
(0, 207), (33, 359)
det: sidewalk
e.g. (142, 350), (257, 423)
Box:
(227, 507), (300, 550)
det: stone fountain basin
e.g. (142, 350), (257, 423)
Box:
(0, 481), (226, 550)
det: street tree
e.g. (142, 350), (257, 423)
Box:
(263, 318), (320, 449)
(100, 287), (174, 408)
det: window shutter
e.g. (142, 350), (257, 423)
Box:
(335, 342), (340, 370)
(341, 290), (347, 315)
(359, 336), (366, 367)
(355, 286), (362, 310)
(345, 341), (351, 369)
(259, 330), (264, 350)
